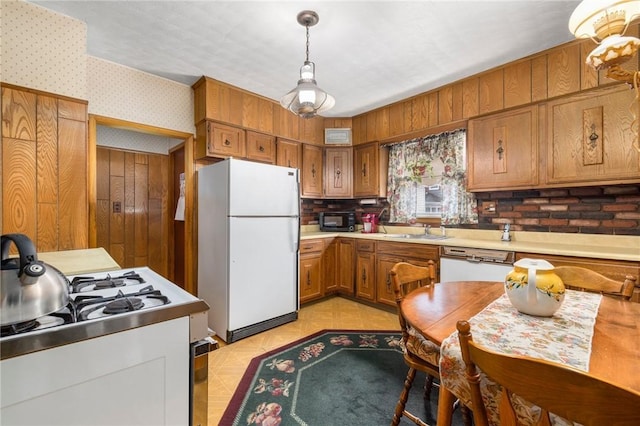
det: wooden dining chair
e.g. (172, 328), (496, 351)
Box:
(390, 261), (470, 426)
(553, 266), (636, 300)
(456, 320), (640, 426)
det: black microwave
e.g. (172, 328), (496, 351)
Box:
(319, 211), (356, 232)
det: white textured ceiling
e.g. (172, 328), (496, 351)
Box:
(29, 0), (581, 117)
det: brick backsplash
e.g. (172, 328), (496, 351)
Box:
(473, 184), (640, 236)
(302, 184), (640, 236)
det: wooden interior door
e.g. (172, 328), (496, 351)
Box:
(96, 146), (170, 276)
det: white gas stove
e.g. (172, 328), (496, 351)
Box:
(0, 266), (211, 426)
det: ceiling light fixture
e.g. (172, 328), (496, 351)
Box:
(280, 10), (335, 119)
(570, 0), (640, 82)
(569, 0), (640, 152)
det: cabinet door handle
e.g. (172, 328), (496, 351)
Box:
(336, 169), (341, 176)
(311, 164), (316, 178)
(386, 274), (391, 291)
(362, 268), (367, 283)
(307, 271), (311, 285)
(496, 140), (504, 160)
(207, 141), (211, 152)
(589, 124), (599, 148)
(224, 139), (231, 146)
(259, 145), (265, 152)
(362, 163), (367, 177)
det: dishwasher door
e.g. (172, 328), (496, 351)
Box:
(440, 257), (513, 283)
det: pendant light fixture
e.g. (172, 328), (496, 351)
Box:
(280, 10), (335, 119)
(569, 0), (640, 152)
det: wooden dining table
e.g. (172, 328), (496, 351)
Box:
(401, 280), (640, 426)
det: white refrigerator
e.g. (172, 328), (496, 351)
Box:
(197, 158), (300, 342)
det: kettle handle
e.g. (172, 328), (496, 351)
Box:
(1, 234), (39, 275)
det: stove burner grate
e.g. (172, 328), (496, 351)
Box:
(103, 297), (144, 314)
(70, 271), (146, 293)
(75, 286), (171, 321)
(1, 320), (38, 337)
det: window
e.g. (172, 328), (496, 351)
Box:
(416, 183), (443, 218)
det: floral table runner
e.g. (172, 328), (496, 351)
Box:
(439, 290), (602, 425)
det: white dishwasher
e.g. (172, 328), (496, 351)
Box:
(439, 246), (515, 283)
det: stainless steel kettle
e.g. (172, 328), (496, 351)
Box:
(1, 233), (70, 326)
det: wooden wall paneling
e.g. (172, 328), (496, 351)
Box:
(428, 92), (439, 127)
(36, 96), (58, 204)
(479, 68), (504, 115)
(388, 102), (405, 136)
(376, 108), (390, 140)
(57, 117), (87, 250)
(134, 154), (149, 266)
(352, 114), (367, 144)
(148, 154), (168, 276)
(123, 152), (136, 267)
(36, 96), (58, 251)
(36, 204), (58, 252)
(531, 55), (548, 102)
(504, 60), (532, 108)
(2, 138), (37, 237)
(300, 115), (324, 145)
(258, 98), (274, 134)
(109, 151), (125, 266)
(452, 83), (463, 122)
(1, 88), (36, 140)
(273, 107), (300, 140)
(411, 94), (429, 131)
(241, 94), (259, 130)
(96, 147), (110, 251)
(58, 99), (86, 121)
(547, 44), (581, 98)
(580, 40), (599, 90)
(219, 85), (243, 126)
(462, 78), (479, 118)
(205, 78), (221, 121)
(438, 86), (453, 125)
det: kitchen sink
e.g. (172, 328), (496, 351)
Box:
(374, 233), (450, 240)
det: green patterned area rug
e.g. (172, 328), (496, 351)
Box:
(220, 329), (465, 425)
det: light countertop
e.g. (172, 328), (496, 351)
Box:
(301, 226), (640, 262)
(38, 248), (121, 275)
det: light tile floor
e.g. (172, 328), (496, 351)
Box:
(207, 297), (400, 424)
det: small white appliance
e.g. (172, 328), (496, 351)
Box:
(198, 158), (300, 342)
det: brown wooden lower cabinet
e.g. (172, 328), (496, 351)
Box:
(337, 238), (355, 294)
(515, 252), (640, 302)
(375, 242), (440, 307)
(356, 240), (376, 301)
(322, 238), (338, 294)
(299, 239), (324, 303)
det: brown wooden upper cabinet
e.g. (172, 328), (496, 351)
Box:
(467, 105), (538, 191)
(301, 144), (323, 198)
(324, 147), (353, 198)
(544, 84), (640, 186)
(276, 138), (301, 169)
(195, 120), (246, 159)
(353, 142), (388, 198)
(246, 130), (276, 164)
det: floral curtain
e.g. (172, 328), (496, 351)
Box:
(386, 129), (477, 225)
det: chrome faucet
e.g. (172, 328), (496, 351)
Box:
(424, 225), (431, 235)
(501, 224), (511, 242)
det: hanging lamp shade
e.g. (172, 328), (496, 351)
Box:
(569, 0), (640, 40)
(280, 11), (335, 119)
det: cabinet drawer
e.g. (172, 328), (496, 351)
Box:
(300, 239), (324, 254)
(356, 240), (376, 253)
(208, 122), (245, 157)
(377, 241), (439, 260)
